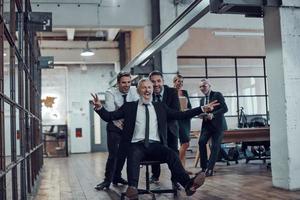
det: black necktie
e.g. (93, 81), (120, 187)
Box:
(205, 95), (209, 104)
(156, 94), (161, 102)
(122, 94), (127, 103)
(143, 103), (150, 148)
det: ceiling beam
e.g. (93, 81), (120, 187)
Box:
(66, 28), (75, 41)
(107, 28), (120, 41)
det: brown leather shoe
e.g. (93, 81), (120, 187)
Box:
(185, 172), (205, 196)
(126, 186), (138, 200)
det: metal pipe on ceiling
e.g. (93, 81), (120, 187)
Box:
(121, 0), (210, 72)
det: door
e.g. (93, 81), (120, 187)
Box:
(90, 102), (108, 152)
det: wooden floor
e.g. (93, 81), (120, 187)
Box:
(29, 153), (300, 200)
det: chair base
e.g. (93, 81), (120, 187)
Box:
(121, 188), (177, 200)
(121, 189), (177, 200)
(120, 160), (177, 200)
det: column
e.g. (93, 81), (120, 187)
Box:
(263, 1), (300, 190)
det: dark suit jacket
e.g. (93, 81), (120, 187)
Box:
(154, 85), (180, 137)
(200, 90), (228, 132)
(95, 101), (203, 146)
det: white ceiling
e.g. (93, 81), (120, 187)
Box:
(29, 0), (263, 42)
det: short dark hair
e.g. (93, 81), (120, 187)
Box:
(117, 71), (131, 83)
(148, 70), (163, 79)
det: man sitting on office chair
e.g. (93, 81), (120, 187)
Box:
(91, 78), (219, 199)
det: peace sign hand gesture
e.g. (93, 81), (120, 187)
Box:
(91, 93), (102, 109)
(203, 100), (219, 113)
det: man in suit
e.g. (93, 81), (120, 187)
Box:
(91, 78), (219, 199)
(94, 72), (139, 190)
(198, 79), (228, 176)
(148, 70), (180, 183)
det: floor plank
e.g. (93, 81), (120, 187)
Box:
(29, 153), (300, 200)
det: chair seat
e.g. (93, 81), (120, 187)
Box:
(140, 160), (163, 165)
(120, 160), (177, 200)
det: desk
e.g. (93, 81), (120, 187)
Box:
(223, 127), (270, 143)
(193, 127), (270, 167)
(43, 125), (68, 157)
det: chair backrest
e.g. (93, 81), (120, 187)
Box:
(248, 116), (267, 128)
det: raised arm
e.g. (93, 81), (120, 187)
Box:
(166, 100), (219, 120)
(91, 93), (125, 122)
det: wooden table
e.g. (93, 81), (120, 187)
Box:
(223, 127), (270, 143)
(193, 127), (270, 167)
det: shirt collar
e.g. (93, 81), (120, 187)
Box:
(138, 98), (153, 106)
(154, 85), (164, 97)
(117, 87), (129, 96)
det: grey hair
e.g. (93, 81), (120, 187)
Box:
(200, 78), (210, 86)
(137, 78), (152, 89)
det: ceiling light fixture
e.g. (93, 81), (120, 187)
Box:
(213, 31), (264, 37)
(80, 39), (95, 57)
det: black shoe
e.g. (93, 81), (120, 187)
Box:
(149, 176), (159, 184)
(112, 177), (128, 186)
(205, 169), (213, 177)
(172, 182), (181, 190)
(94, 181), (110, 190)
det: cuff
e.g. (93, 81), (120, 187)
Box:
(94, 106), (103, 111)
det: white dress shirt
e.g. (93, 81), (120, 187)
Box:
(131, 100), (160, 143)
(105, 86), (139, 129)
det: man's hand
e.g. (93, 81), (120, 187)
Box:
(91, 93), (102, 109)
(203, 100), (219, 113)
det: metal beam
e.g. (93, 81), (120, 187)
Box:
(122, 0), (210, 72)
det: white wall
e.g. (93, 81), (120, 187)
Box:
(178, 28), (265, 56)
(67, 64), (114, 153)
(42, 67), (68, 125)
(41, 64), (115, 153)
(40, 40), (119, 64)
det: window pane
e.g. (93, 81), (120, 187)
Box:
(4, 102), (11, 167)
(4, 35), (10, 96)
(178, 58), (206, 77)
(191, 117), (202, 131)
(208, 78), (237, 96)
(225, 116), (239, 129)
(237, 58), (264, 76)
(239, 96), (267, 115)
(224, 97), (237, 116)
(189, 96), (201, 109)
(182, 78), (202, 98)
(238, 77), (266, 96)
(207, 58), (235, 76)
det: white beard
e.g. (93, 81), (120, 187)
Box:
(139, 96), (152, 104)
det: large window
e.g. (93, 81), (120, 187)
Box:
(1, 1), (43, 199)
(178, 56), (268, 129)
